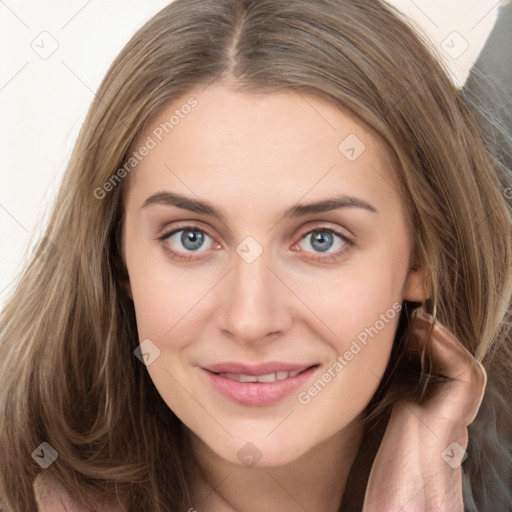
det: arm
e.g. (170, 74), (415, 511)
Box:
(363, 309), (487, 511)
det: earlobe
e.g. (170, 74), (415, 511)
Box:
(402, 265), (431, 302)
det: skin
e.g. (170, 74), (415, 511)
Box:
(362, 310), (486, 511)
(121, 82), (430, 511)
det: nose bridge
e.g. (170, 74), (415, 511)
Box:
(218, 238), (290, 342)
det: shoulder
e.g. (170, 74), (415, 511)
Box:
(33, 473), (76, 512)
(33, 473), (124, 512)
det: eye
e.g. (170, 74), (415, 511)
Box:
(293, 227), (353, 261)
(157, 224), (354, 263)
(157, 225), (218, 261)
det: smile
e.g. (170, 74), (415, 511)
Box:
(202, 364), (319, 406)
(216, 370), (301, 382)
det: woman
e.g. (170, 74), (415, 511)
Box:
(0, 0), (511, 510)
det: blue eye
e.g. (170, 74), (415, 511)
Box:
(169, 229), (209, 251)
(158, 225), (354, 263)
(158, 226), (216, 261)
(297, 228), (353, 260)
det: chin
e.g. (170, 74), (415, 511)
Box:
(210, 433), (313, 469)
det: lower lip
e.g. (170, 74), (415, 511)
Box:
(202, 366), (319, 406)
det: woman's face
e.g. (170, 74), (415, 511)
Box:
(122, 83), (427, 467)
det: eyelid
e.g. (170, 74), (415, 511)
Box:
(156, 221), (216, 242)
(157, 220), (354, 242)
(296, 222), (354, 243)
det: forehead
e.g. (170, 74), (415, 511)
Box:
(125, 83), (399, 212)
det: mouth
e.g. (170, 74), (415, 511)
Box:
(214, 369), (303, 382)
(202, 363), (320, 406)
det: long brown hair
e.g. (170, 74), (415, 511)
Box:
(1, 0), (511, 510)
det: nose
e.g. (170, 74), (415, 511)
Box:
(216, 247), (293, 346)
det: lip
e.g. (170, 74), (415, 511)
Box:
(202, 362), (320, 406)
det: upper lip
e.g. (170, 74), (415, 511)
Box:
(203, 361), (317, 376)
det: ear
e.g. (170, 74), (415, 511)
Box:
(402, 263), (431, 302)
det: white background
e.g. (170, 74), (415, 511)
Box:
(0, 0), (503, 309)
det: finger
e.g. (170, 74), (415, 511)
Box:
(411, 308), (487, 423)
(412, 309), (482, 378)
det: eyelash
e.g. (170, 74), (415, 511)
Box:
(156, 224), (354, 263)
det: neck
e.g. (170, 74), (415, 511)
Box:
(186, 416), (365, 512)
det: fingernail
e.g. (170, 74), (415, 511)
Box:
(412, 307), (434, 324)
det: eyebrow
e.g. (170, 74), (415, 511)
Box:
(141, 191), (378, 220)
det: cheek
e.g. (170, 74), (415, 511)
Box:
(293, 260), (404, 352)
(291, 256), (405, 402)
(127, 244), (213, 342)
(293, 278), (402, 434)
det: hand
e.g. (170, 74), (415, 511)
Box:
(362, 308), (487, 512)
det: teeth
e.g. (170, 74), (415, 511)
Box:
(218, 370), (303, 382)
(257, 373), (277, 383)
(239, 374), (258, 382)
